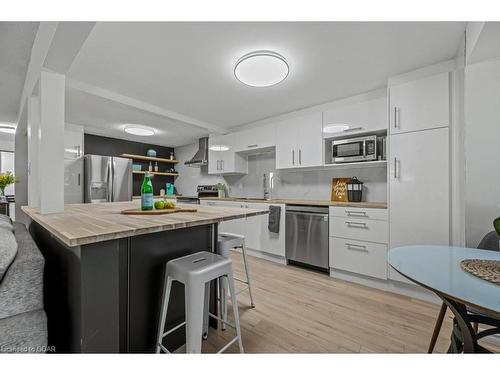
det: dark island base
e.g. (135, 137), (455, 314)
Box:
(29, 221), (218, 353)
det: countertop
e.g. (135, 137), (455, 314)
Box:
(22, 202), (269, 247)
(199, 197), (388, 209)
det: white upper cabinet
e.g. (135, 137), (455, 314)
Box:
(208, 134), (247, 175)
(275, 112), (323, 169)
(322, 96), (388, 137)
(389, 72), (450, 134)
(64, 125), (84, 159)
(232, 124), (276, 153)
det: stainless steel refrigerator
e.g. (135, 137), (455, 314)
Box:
(84, 155), (133, 203)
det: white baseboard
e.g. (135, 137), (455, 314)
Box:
(231, 247), (286, 265)
(329, 268), (441, 304)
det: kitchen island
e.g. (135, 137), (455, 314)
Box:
(22, 202), (268, 353)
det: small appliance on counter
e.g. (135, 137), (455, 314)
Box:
(346, 176), (364, 202)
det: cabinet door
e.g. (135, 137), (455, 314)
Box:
(275, 119), (298, 169)
(389, 128), (449, 280)
(208, 135), (226, 175)
(246, 203), (285, 257)
(233, 124), (276, 152)
(64, 128), (84, 159)
(64, 158), (84, 203)
(323, 96), (387, 137)
(297, 112), (323, 168)
(389, 72), (450, 134)
(221, 202), (248, 238)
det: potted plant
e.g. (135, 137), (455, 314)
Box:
(0, 171), (17, 202)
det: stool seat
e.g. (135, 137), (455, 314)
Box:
(218, 232), (245, 258)
(167, 252), (231, 283)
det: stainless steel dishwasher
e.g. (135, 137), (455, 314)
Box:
(285, 205), (329, 271)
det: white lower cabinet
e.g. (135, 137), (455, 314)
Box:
(329, 237), (387, 279)
(200, 200), (285, 258)
(329, 207), (388, 280)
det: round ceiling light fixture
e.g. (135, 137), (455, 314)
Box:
(234, 50), (289, 87)
(323, 124), (351, 134)
(209, 145), (230, 152)
(0, 124), (16, 134)
(124, 125), (155, 136)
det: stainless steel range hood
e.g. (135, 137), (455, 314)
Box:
(184, 137), (208, 167)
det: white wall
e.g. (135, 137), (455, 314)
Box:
(464, 57), (500, 247)
(0, 133), (14, 152)
(174, 142), (224, 197)
(175, 143), (387, 202)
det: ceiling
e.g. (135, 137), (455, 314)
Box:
(67, 22), (466, 138)
(65, 88), (208, 146)
(0, 22), (38, 124)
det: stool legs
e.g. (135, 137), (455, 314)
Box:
(156, 275), (173, 353)
(185, 283), (207, 353)
(202, 282), (210, 339)
(220, 276), (228, 330)
(226, 271), (244, 353)
(240, 245), (255, 308)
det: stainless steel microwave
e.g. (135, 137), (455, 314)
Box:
(332, 135), (377, 163)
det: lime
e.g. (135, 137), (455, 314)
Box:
(154, 200), (165, 209)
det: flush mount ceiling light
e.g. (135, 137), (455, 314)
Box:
(0, 124), (16, 134)
(323, 124), (351, 134)
(124, 125), (155, 136)
(234, 50), (289, 87)
(209, 145), (230, 152)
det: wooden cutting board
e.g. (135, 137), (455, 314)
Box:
(121, 208), (198, 215)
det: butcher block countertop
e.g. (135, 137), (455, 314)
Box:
(199, 197), (388, 209)
(22, 202), (269, 247)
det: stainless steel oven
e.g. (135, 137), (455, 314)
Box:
(332, 135), (377, 163)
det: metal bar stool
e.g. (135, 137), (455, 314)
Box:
(218, 232), (255, 330)
(156, 251), (244, 354)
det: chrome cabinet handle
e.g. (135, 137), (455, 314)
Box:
(394, 107), (400, 128)
(76, 145), (81, 158)
(393, 157), (399, 179)
(299, 149), (302, 165)
(346, 221), (367, 228)
(346, 210), (368, 217)
(362, 140), (367, 156)
(216, 160), (220, 170)
(292, 150), (295, 165)
(346, 242), (368, 251)
(247, 144), (258, 148)
(221, 160), (224, 171)
(78, 173), (81, 186)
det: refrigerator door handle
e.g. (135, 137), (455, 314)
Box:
(107, 158), (113, 202)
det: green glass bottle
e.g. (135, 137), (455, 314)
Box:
(141, 172), (154, 210)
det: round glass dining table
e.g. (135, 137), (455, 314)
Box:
(389, 245), (500, 353)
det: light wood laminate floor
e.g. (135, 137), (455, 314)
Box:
(202, 252), (499, 353)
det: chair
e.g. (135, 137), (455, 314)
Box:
(427, 231), (500, 353)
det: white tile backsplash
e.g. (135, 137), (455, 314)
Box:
(175, 143), (387, 202)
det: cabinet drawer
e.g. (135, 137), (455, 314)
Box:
(329, 237), (387, 279)
(329, 206), (387, 221)
(330, 216), (388, 244)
